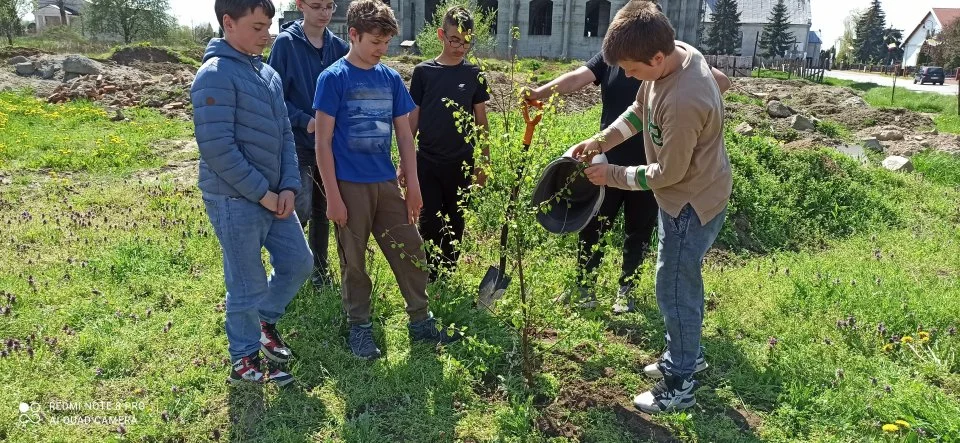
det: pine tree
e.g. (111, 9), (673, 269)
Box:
(759, 0), (793, 58)
(705, 0), (742, 55)
(852, 0), (887, 63)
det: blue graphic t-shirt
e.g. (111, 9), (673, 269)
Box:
(313, 58), (416, 183)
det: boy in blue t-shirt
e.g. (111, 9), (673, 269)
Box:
(267, 0), (349, 287)
(313, 0), (462, 360)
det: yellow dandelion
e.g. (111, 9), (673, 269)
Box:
(901, 336), (913, 344)
(895, 420), (910, 429)
(882, 343), (895, 352)
(918, 331), (930, 343)
(882, 423), (900, 433)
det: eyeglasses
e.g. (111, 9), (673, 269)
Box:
(307, 2), (337, 15)
(445, 36), (473, 49)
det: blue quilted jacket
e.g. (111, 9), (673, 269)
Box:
(191, 38), (300, 202)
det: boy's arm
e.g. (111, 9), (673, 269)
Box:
(711, 67), (732, 94)
(277, 100), (301, 195)
(267, 40), (315, 132)
(524, 66), (597, 101)
(314, 110), (346, 225)
(191, 71), (271, 203)
(409, 106), (420, 139)
(473, 102), (489, 159)
(394, 114), (421, 224)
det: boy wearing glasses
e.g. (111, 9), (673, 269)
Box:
(268, 0), (349, 287)
(407, 6), (490, 281)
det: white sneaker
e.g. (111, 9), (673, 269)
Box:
(643, 354), (709, 379)
(633, 376), (699, 413)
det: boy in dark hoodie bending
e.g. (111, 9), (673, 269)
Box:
(268, 0), (349, 287)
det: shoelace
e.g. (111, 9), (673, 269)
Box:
(354, 327), (376, 352)
(263, 324), (287, 348)
(650, 379), (671, 397)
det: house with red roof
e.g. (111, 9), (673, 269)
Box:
(901, 7), (960, 67)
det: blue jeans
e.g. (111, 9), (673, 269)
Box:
(202, 194), (313, 361)
(656, 203), (726, 379)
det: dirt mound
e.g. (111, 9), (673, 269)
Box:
(0, 47), (51, 59)
(110, 47), (182, 65)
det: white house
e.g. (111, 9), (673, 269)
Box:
(901, 8), (960, 67)
(702, 0), (813, 60)
(33, 0), (90, 32)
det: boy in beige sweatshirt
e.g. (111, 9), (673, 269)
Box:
(571, 0), (732, 413)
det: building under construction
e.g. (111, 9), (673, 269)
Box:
(298, 0), (704, 60)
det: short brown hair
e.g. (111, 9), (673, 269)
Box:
(347, 0), (399, 38)
(602, 0), (675, 65)
(443, 5), (474, 34)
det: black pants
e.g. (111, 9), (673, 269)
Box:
(578, 186), (659, 288)
(417, 153), (473, 280)
(294, 150), (329, 277)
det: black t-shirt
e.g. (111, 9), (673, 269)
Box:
(584, 52), (647, 165)
(410, 59), (491, 164)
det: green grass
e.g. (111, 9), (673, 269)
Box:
(1, 92), (960, 441)
(822, 77), (960, 134)
(913, 151), (960, 187)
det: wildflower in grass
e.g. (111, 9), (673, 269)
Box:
(882, 343), (895, 352)
(918, 331), (930, 343)
(895, 420), (910, 429)
(901, 336), (913, 344)
(882, 423), (899, 432)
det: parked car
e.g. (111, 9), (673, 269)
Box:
(914, 66), (945, 85)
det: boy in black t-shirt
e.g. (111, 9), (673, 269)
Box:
(407, 5), (490, 281)
(524, 52), (658, 313)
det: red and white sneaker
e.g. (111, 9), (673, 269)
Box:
(266, 361), (295, 387)
(260, 321), (292, 363)
(227, 352), (264, 385)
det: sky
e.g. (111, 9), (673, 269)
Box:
(39, 0), (950, 48)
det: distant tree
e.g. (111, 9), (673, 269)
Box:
(705, 0), (742, 55)
(193, 22), (216, 44)
(759, 0), (793, 58)
(835, 9), (861, 65)
(852, 0), (886, 63)
(882, 27), (903, 65)
(936, 20), (960, 69)
(87, 0), (174, 43)
(0, 0), (29, 45)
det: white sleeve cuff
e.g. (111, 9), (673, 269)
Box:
(625, 166), (642, 190)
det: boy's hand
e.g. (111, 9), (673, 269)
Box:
(275, 190), (296, 219)
(307, 118), (316, 134)
(404, 186), (422, 224)
(520, 86), (541, 103)
(259, 191), (279, 212)
(585, 164), (612, 186)
(568, 138), (602, 162)
(327, 196), (348, 227)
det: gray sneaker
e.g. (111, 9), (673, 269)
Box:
(612, 284), (637, 314)
(633, 372), (699, 413)
(408, 314), (463, 344)
(348, 324), (381, 360)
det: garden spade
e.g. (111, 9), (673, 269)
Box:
(478, 100), (542, 310)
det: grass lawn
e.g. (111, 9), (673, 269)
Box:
(822, 77), (960, 134)
(1, 88), (959, 442)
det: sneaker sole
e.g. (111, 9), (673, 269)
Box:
(260, 345), (291, 363)
(644, 361), (709, 379)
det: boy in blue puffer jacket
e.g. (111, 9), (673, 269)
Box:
(191, 0), (313, 386)
(268, 0), (348, 287)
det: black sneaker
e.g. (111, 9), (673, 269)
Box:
(260, 321), (292, 363)
(633, 372), (699, 413)
(612, 284), (637, 314)
(311, 268), (333, 288)
(348, 323), (381, 360)
(227, 351), (264, 385)
(408, 314), (463, 344)
(265, 361), (295, 387)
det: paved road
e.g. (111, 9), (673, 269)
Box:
(824, 70), (958, 96)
